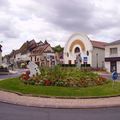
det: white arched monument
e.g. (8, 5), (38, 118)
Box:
(64, 33), (93, 65)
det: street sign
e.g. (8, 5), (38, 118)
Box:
(83, 57), (88, 62)
(112, 71), (118, 80)
(112, 71), (118, 88)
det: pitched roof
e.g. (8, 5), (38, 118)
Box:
(19, 39), (37, 54)
(91, 40), (107, 49)
(31, 41), (50, 56)
(106, 40), (120, 46)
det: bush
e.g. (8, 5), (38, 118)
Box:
(20, 65), (108, 88)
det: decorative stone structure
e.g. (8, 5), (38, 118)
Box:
(64, 33), (107, 68)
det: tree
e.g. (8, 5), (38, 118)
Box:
(53, 45), (64, 53)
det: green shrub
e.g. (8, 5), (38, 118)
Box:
(20, 65), (108, 88)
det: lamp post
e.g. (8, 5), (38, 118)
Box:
(96, 53), (98, 68)
(0, 41), (3, 66)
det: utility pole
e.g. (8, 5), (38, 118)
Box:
(0, 41), (3, 66)
(96, 53), (98, 68)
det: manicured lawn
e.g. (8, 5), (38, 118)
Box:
(0, 78), (120, 98)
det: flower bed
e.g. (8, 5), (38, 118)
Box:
(20, 66), (108, 87)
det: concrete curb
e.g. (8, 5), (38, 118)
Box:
(0, 90), (120, 108)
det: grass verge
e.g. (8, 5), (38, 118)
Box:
(0, 78), (120, 98)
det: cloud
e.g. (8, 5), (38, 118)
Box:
(1, 0), (120, 55)
(0, 11), (20, 38)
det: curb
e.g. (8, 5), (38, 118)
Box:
(0, 90), (120, 109)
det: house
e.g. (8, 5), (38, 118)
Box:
(3, 40), (37, 68)
(53, 45), (64, 64)
(16, 39), (37, 64)
(64, 33), (107, 68)
(105, 40), (120, 73)
(30, 40), (56, 67)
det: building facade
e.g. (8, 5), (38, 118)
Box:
(30, 41), (56, 67)
(64, 33), (106, 68)
(3, 40), (37, 68)
(105, 40), (120, 73)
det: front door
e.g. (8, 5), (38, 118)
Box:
(110, 61), (117, 72)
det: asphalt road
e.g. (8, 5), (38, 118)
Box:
(0, 102), (120, 120)
(101, 73), (120, 80)
(0, 69), (28, 80)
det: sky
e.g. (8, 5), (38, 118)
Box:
(1, 0), (120, 55)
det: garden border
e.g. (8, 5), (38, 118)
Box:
(1, 90), (120, 108)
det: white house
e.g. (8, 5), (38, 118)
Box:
(30, 41), (56, 67)
(3, 40), (37, 68)
(105, 40), (120, 73)
(64, 33), (107, 68)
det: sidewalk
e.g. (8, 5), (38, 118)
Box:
(0, 90), (120, 108)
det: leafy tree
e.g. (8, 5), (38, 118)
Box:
(53, 45), (64, 53)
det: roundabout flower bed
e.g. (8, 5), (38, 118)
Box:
(20, 66), (108, 88)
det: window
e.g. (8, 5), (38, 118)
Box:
(87, 51), (89, 56)
(37, 58), (39, 61)
(74, 60), (76, 64)
(74, 47), (80, 53)
(110, 48), (117, 55)
(35, 56), (37, 61)
(68, 60), (71, 65)
(67, 52), (69, 57)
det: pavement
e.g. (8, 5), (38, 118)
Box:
(0, 90), (120, 109)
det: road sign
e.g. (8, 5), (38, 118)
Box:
(112, 71), (118, 80)
(83, 57), (88, 62)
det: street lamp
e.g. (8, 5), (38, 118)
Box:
(96, 53), (98, 68)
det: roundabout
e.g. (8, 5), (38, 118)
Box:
(0, 68), (120, 109)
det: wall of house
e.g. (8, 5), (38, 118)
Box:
(3, 57), (8, 64)
(117, 62), (120, 73)
(105, 62), (110, 72)
(30, 45), (56, 67)
(105, 44), (120, 73)
(44, 45), (54, 52)
(92, 47), (105, 68)
(105, 45), (120, 57)
(21, 53), (31, 61)
(14, 53), (21, 62)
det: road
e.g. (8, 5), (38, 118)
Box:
(0, 102), (120, 120)
(0, 69), (28, 80)
(101, 73), (120, 80)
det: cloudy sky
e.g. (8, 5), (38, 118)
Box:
(1, 0), (120, 55)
